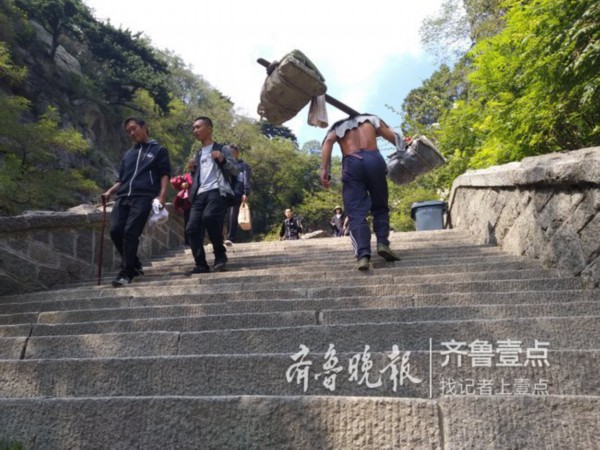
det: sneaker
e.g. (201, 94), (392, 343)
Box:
(190, 264), (210, 274)
(377, 243), (400, 262)
(213, 254), (228, 272)
(357, 257), (370, 271)
(112, 272), (132, 287)
(224, 240), (233, 247)
(132, 264), (144, 277)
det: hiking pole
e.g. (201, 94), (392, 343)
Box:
(257, 58), (360, 117)
(97, 195), (107, 286)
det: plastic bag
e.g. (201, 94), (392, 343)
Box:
(238, 201), (252, 231)
(147, 198), (169, 227)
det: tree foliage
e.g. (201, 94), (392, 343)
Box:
(15, 0), (91, 58)
(0, 93), (93, 215)
(405, 0), (599, 193)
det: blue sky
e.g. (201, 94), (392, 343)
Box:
(83, 0), (444, 155)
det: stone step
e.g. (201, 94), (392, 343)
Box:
(105, 269), (570, 299)
(0, 395), (596, 450)
(322, 301), (600, 325)
(146, 237), (483, 258)
(0, 351), (596, 398)
(134, 241), (519, 265)
(175, 316), (600, 354)
(0, 278), (585, 322)
(20, 296), (600, 355)
(0, 288), (588, 326)
(141, 247), (518, 274)
(32, 297), (599, 328)
(16, 310), (315, 337)
(0, 253), (541, 306)
(0, 285), (590, 322)
(135, 268), (562, 291)
(4, 313), (596, 346)
(0, 263), (572, 309)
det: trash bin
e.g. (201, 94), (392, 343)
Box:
(410, 200), (447, 231)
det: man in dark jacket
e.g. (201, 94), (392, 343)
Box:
(279, 208), (303, 240)
(186, 116), (240, 273)
(225, 144), (251, 245)
(101, 117), (171, 287)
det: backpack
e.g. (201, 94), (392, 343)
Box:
(215, 143), (239, 206)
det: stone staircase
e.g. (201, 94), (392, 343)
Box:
(0, 229), (598, 449)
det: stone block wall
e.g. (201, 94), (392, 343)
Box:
(448, 147), (600, 287)
(0, 204), (185, 296)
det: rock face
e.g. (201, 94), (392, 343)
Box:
(448, 146), (600, 287)
(4, 19), (129, 207)
(29, 22), (82, 77)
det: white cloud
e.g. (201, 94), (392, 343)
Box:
(84, 0), (443, 144)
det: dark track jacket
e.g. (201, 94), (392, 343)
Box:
(115, 140), (171, 199)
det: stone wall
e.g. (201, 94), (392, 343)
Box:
(448, 147), (600, 287)
(0, 204), (185, 296)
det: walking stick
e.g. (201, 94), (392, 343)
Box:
(97, 195), (107, 286)
(257, 58), (360, 117)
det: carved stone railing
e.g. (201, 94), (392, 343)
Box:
(0, 204), (185, 296)
(448, 147), (600, 287)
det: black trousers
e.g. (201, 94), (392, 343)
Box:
(186, 189), (229, 267)
(226, 198), (242, 241)
(109, 196), (152, 276)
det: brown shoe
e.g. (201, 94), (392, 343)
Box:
(377, 243), (400, 261)
(357, 257), (370, 271)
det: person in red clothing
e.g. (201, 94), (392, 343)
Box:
(170, 159), (196, 246)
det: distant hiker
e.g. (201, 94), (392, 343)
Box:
(279, 208), (303, 240)
(224, 144), (251, 245)
(101, 117), (171, 287)
(330, 205), (345, 237)
(186, 116), (240, 274)
(170, 158), (196, 246)
(320, 113), (400, 270)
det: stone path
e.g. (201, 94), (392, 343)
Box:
(0, 230), (598, 449)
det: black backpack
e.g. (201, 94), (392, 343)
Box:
(215, 143), (239, 206)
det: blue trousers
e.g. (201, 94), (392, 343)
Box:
(341, 150), (390, 259)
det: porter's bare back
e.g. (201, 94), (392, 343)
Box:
(337, 122), (379, 155)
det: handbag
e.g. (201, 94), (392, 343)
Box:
(238, 201), (252, 231)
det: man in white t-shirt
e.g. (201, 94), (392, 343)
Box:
(186, 116), (239, 273)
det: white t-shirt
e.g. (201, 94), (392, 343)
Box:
(197, 144), (220, 194)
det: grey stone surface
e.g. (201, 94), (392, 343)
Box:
(29, 311), (317, 336)
(25, 332), (179, 359)
(2, 351), (596, 397)
(177, 316), (600, 355)
(449, 147), (600, 286)
(322, 301), (600, 325)
(440, 395), (600, 449)
(0, 221), (598, 448)
(0, 204), (186, 295)
(0, 396), (441, 449)
(0, 337), (26, 359)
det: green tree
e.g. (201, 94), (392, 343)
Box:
(15, 0), (91, 59)
(83, 19), (171, 112)
(0, 42), (94, 215)
(465, 0), (599, 166)
(260, 122), (298, 143)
